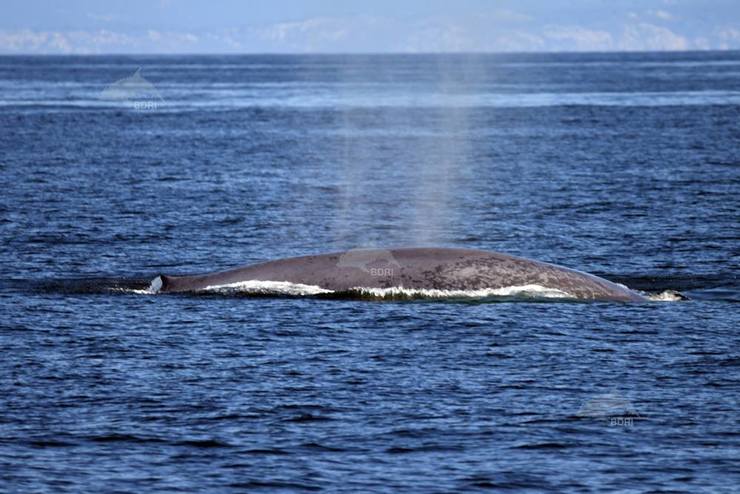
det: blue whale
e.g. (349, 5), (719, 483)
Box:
(152, 248), (646, 302)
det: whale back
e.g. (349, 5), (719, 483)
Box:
(153, 248), (646, 302)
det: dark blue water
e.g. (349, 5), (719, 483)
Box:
(1, 53), (739, 492)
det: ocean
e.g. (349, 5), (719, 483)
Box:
(0, 52), (738, 492)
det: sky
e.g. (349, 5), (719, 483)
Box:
(1, 0), (739, 54)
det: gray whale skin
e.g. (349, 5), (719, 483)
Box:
(153, 247), (646, 302)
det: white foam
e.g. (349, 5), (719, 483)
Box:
(646, 290), (687, 302)
(107, 276), (162, 295)
(203, 280), (333, 296)
(115, 288), (157, 295)
(347, 284), (574, 300)
(119, 279), (681, 302)
(200, 281), (573, 300)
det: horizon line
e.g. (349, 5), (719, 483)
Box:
(1, 48), (739, 57)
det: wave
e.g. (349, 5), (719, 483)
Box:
(147, 278), (637, 302)
(17, 275), (733, 302)
(645, 290), (689, 302)
(605, 273), (737, 302)
(24, 277), (153, 294)
(226, 282), (572, 300)
(329, 284), (575, 301)
(143, 277), (577, 300)
(161, 280), (691, 302)
(201, 280), (332, 297)
(3, 90), (740, 111)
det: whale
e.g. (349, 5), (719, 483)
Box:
(151, 247), (647, 302)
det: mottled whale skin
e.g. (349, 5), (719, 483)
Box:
(154, 248), (646, 302)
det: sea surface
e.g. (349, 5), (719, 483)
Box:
(0, 52), (738, 492)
